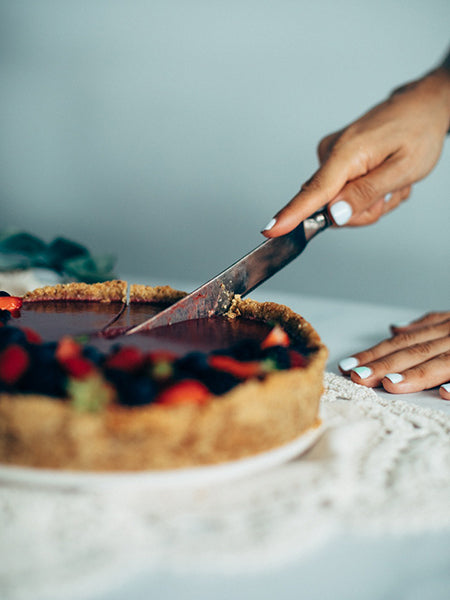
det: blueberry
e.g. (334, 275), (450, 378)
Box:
(200, 370), (239, 395)
(175, 352), (209, 378)
(0, 291), (11, 297)
(82, 345), (104, 365)
(0, 310), (12, 325)
(105, 369), (156, 407)
(0, 326), (27, 349)
(22, 344), (66, 397)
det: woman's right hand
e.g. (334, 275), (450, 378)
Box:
(263, 67), (450, 236)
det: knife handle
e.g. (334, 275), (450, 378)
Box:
(303, 208), (333, 242)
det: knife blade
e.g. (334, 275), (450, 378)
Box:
(126, 208), (332, 335)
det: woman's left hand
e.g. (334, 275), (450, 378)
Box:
(338, 311), (450, 400)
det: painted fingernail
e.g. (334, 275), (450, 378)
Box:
(391, 320), (410, 329)
(262, 218), (277, 232)
(352, 366), (372, 379)
(384, 192), (393, 203)
(330, 200), (352, 226)
(440, 383), (450, 393)
(339, 356), (359, 371)
(385, 373), (404, 384)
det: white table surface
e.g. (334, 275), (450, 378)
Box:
(89, 281), (449, 600)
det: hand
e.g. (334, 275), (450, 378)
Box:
(262, 67), (450, 236)
(338, 311), (450, 400)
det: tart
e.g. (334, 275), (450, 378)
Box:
(0, 282), (327, 471)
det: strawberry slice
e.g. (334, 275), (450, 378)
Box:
(157, 379), (211, 406)
(0, 296), (22, 312)
(105, 346), (145, 372)
(0, 344), (29, 385)
(56, 336), (82, 363)
(261, 325), (290, 349)
(209, 355), (262, 379)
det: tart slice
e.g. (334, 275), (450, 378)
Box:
(0, 282), (327, 471)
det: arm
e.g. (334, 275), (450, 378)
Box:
(262, 49), (450, 235)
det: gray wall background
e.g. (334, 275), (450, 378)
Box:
(1, 0), (449, 310)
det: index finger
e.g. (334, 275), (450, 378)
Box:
(262, 151), (358, 237)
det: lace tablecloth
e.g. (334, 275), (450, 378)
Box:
(1, 373), (449, 600)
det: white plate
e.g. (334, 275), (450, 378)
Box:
(0, 424), (324, 491)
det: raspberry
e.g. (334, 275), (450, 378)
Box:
(21, 327), (42, 345)
(63, 356), (96, 379)
(105, 346), (145, 372)
(0, 344), (30, 385)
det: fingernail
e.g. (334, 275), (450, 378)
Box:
(330, 200), (352, 226)
(391, 321), (410, 328)
(262, 218), (277, 232)
(384, 192), (393, 203)
(440, 383), (450, 393)
(339, 356), (359, 371)
(385, 373), (404, 384)
(352, 366), (372, 379)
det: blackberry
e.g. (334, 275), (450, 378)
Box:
(22, 343), (66, 397)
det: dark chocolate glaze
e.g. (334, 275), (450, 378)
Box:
(15, 301), (273, 356)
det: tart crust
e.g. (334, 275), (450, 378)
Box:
(0, 284), (327, 471)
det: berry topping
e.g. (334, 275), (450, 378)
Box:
(261, 325), (290, 349)
(289, 349), (308, 368)
(0, 296), (23, 313)
(0, 344), (30, 385)
(62, 356), (96, 379)
(56, 336), (82, 363)
(21, 327), (42, 345)
(105, 346), (145, 372)
(208, 355), (262, 379)
(157, 379), (211, 406)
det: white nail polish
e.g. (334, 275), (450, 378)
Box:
(384, 192), (393, 203)
(353, 366), (372, 379)
(440, 383), (450, 393)
(262, 218), (277, 232)
(391, 320), (410, 328)
(330, 200), (352, 226)
(339, 357), (359, 371)
(385, 373), (404, 384)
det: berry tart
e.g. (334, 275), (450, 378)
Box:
(0, 282), (327, 471)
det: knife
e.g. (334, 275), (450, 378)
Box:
(126, 208), (332, 335)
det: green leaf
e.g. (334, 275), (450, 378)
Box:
(43, 237), (89, 271)
(63, 254), (116, 283)
(0, 232), (46, 256)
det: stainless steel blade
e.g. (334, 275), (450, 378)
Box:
(126, 208), (331, 335)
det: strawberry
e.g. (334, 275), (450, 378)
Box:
(56, 336), (82, 364)
(261, 325), (290, 349)
(0, 296), (22, 312)
(0, 344), (29, 385)
(21, 327), (42, 345)
(63, 356), (96, 379)
(105, 346), (145, 372)
(157, 379), (211, 406)
(209, 355), (262, 379)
